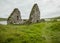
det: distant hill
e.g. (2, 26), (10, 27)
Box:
(0, 18), (7, 21)
(53, 16), (60, 19)
(49, 16), (60, 19)
(43, 16), (60, 19)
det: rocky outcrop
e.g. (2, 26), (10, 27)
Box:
(7, 8), (22, 24)
(28, 3), (40, 23)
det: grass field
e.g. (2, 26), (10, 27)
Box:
(0, 22), (60, 43)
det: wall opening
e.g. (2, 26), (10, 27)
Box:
(17, 16), (19, 20)
(37, 20), (39, 22)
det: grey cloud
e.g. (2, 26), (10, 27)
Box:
(0, 0), (60, 19)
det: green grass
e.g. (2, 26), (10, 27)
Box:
(0, 18), (7, 21)
(0, 22), (60, 43)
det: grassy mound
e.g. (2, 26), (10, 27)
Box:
(0, 22), (60, 43)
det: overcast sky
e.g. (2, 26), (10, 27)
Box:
(0, 0), (60, 19)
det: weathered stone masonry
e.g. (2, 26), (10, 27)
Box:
(7, 8), (22, 24)
(28, 4), (40, 23)
(7, 3), (40, 24)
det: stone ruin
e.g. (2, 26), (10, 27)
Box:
(7, 3), (40, 24)
(7, 8), (22, 24)
(28, 4), (40, 23)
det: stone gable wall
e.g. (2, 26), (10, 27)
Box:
(7, 4), (40, 24)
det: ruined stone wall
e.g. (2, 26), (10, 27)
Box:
(29, 4), (40, 23)
(7, 8), (22, 24)
(7, 3), (40, 24)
